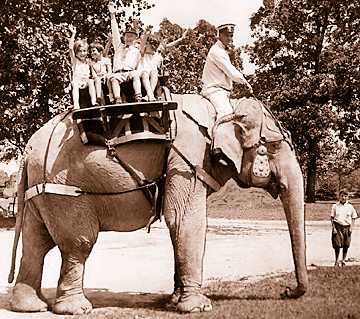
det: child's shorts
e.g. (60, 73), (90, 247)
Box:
(109, 70), (139, 83)
(332, 222), (352, 248)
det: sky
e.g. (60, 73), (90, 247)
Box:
(140, 0), (263, 73)
(141, 0), (262, 46)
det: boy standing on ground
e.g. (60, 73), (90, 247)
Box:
(108, 2), (142, 103)
(331, 189), (358, 267)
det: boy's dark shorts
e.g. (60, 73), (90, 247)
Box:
(332, 222), (352, 249)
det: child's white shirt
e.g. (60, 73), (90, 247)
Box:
(331, 201), (358, 226)
(92, 57), (111, 78)
(113, 43), (141, 72)
(137, 52), (163, 73)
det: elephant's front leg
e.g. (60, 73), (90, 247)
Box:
(164, 169), (212, 313)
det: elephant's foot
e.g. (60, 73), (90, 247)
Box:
(280, 285), (307, 299)
(177, 292), (212, 313)
(53, 294), (92, 315)
(168, 287), (182, 305)
(11, 283), (48, 312)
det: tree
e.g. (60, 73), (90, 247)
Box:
(0, 0), (153, 160)
(248, 0), (360, 202)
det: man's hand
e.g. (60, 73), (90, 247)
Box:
(332, 227), (337, 235)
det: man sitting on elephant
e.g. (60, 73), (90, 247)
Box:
(201, 23), (253, 117)
(201, 23), (254, 162)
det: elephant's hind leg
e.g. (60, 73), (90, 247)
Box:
(49, 208), (99, 315)
(53, 246), (93, 315)
(11, 201), (56, 312)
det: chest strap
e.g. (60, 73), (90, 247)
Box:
(170, 144), (221, 192)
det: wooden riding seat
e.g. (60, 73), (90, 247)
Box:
(72, 97), (177, 147)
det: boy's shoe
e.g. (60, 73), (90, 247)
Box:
(135, 94), (142, 103)
(96, 97), (103, 105)
(115, 98), (123, 104)
(341, 260), (346, 267)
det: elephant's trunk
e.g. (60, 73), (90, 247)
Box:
(8, 158), (27, 283)
(279, 152), (308, 297)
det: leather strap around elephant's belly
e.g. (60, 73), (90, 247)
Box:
(25, 183), (82, 201)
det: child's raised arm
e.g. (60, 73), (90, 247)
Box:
(68, 25), (77, 64)
(108, 2), (123, 51)
(139, 26), (152, 56)
(104, 32), (112, 57)
(165, 29), (189, 49)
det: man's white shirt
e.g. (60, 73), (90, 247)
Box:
(201, 40), (245, 93)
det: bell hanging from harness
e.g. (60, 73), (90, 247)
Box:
(251, 140), (271, 187)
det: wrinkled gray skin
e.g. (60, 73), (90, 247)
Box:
(9, 96), (308, 315)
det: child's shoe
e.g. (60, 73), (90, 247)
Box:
(135, 93), (142, 103)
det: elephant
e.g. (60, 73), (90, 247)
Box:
(8, 95), (308, 315)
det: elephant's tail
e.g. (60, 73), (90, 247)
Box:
(8, 158), (27, 283)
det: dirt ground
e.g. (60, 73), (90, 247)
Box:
(0, 218), (359, 318)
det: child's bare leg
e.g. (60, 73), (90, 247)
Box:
(132, 71), (142, 101)
(94, 78), (103, 102)
(334, 248), (340, 266)
(72, 84), (80, 109)
(342, 247), (349, 265)
(88, 79), (97, 106)
(141, 72), (155, 101)
(149, 69), (159, 93)
(111, 78), (122, 103)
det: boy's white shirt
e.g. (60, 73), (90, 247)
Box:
(111, 14), (140, 72)
(331, 201), (358, 226)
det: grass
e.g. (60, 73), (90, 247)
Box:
(58, 265), (360, 318)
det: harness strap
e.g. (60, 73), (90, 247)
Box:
(25, 183), (82, 201)
(108, 146), (163, 231)
(42, 110), (73, 189)
(171, 144), (221, 192)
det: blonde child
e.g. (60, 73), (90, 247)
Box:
(108, 3), (142, 103)
(90, 41), (112, 105)
(136, 28), (189, 101)
(137, 29), (162, 101)
(68, 25), (96, 109)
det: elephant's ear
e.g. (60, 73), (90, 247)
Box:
(213, 121), (243, 173)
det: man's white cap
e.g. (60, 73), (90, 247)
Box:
(217, 23), (235, 35)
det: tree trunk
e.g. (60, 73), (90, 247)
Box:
(305, 139), (317, 203)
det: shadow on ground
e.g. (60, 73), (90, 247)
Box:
(0, 287), (171, 315)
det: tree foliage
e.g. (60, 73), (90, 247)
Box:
(248, 0), (360, 201)
(0, 0), (153, 160)
(158, 19), (246, 97)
